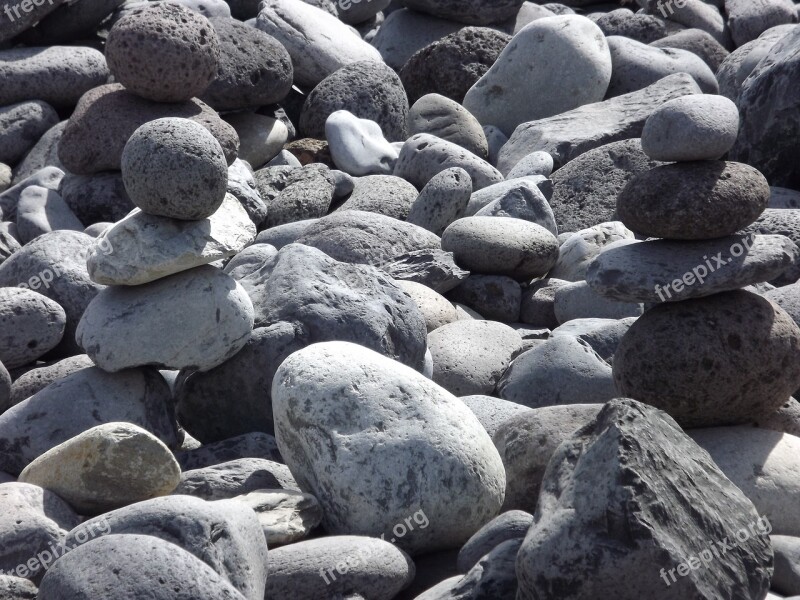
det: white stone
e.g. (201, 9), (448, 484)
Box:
(325, 110), (398, 176)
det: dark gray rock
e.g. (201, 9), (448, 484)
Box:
(15, 0), (124, 45)
(515, 399), (773, 600)
(0, 366), (176, 475)
(0, 101), (59, 166)
(403, 0), (521, 25)
(15, 186), (83, 245)
(263, 165), (335, 227)
(59, 171), (135, 225)
(650, 27), (730, 71)
(446, 274), (521, 322)
(0, 288), (65, 369)
(772, 534), (800, 596)
(12, 121), (65, 184)
(175, 432), (283, 470)
(519, 277), (569, 329)
(407, 167), (472, 236)
(382, 249), (470, 294)
(337, 175), (418, 220)
(9, 354), (94, 406)
(371, 8), (463, 71)
(174, 458), (297, 500)
(593, 8), (668, 43)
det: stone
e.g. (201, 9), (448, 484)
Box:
(106, 3), (221, 102)
(557, 316), (637, 364)
(371, 8), (463, 71)
(254, 219), (317, 249)
(772, 535), (800, 596)
(296, 210), (441, 267)
(0, 164), (10, 192)
(337, 0), (388, 23)
(497, 334), (617, 408)
(87, 194), (255, 286)
(273, 342), (506, 554)
(395, 280), (458, 332)
(615, 290), (800, 427)
(0, 287), (65, 369)
(484, 126), (508, 166)
(0, 101), (59, 166)
(641, 0), (728, 44)
(263, 165), (335, 228)
(395, 134), (504, 191)
(519, 277), (569, 328)
(0, 230), (102, 356)
(223, 244), (278, 281)
(382, 249), (470, 294)
(225, 113), (288, 170)
(404, 0), (520, 25)
(554, 280), (643, 323)
(586, 235), (798, 304)
(37, 534), (251, 599)
(0, 46), (108, 108)
(506, 151), (554, 179)
(202, 17), (293, 110)
(771, 186), (800, 209)
(59, 84), (239, 175)
(122, 118), (228, 220)
(731, 26), (800, 189)
(593, 8), (667, 43)
(0, 576), (37, 598)
(255, 0), (383, 87)
(0, 482), (79, 581)
(441, 216), (559, 281)
(641, 95), (740, 162)
(226, 159), (267, 226)
(266, 149), (301, 168)
(407, 168), (473, 236)
(459, 394), (533, 438)
(463, 15), (612, 136)
(726, 0), (797, 46)
(400, 27), (511, 105)
(0, 166), (63, 221)
(550, 222), (635, 282)
(650, 28), (730, 72)
(19, 423), (180, 515)
(691, 426), (800, 536)
(619, 161), (769, 239)
(408, 94), (488, 159)
(467, 179), (558, 234)
(9, 354), (94, 405)
(457, 510), (532, 572)
(326, 111), (398, 176)
(492, 404), (602, 513)
(77, 266), (253, 372)
(235, 488), (322, 546)
(15, 186), (83, 245)
(174, 458), (297, 500)
(15, 0), (126, 44)
(447, 274), (521, 322)
(0, 366), (176, 475)
(176, 432), (283, 470)
(336, 175), (417, 220)
(516, 399), (772, 600)
(300, 61), (408, 142)
(498, 73), (702, 174)
(58, 171), (135, 225)
(266, 536), (414, 598)
(237, 243), (427, 369)
(427, 320), (523, 395)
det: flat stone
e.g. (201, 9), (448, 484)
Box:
(382, 248), (470, 294)
(554, 280), (643, 323)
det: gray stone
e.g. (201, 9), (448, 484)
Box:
(0, 287), (65, 369)
(0, 46), (108, 108)
(255, 0), (382, 87)
(640, 0), (728, 44)
(382, 249), (470, 294)
(519, 277), (569, 328)
(172, 0), (232, 17)
(77, 266), (253, 372)
(0, 164), (9, 193)
(16, 0), (126, 44)
(337, 174), (417, 220)
(202, 17), (293, 111)
(237, 243), (427, 369)
(492, 404), (602, 513)
(106, 3), (221, 102)
(497, 73), (702, 174)
(87, 194), (255, 286)
(337, 0), (388, 23)
(326, 111), (398, 176)
(650, 27), (730, 72)
(463, 15), (612, 136)
(396, 280), (458, 332)
(516, 399), (772, 600)
(593, 8), (668, 43)
(496, 334), (616, 408)
(266, 536), (414, 598)
(394, 134), (504, 191)
(506, 151), (553, 179)
(586, 235), (798, 303)
(15, 186), (83, 245)
(176, 432), (283, 470)
(58, 171), (135, 225)
(122, 118), (228, 220)
(407, 167), (472, 236)
(174, 458), (297, 500)
(467, 178), (558, 235)
(266, 149), (302, 168)
(0, 166), (63, 222)
(408, 94), (488, 159)
(19, 422), (180, 515)
(457, 510), (532, 572)
(446, 274), (521, 322)
(0, 366), (177, 475)
(58, 84), (239, 175)
(371, 8), (463, 71)
(0, 0), (68, 43)
(225, 113), (287, 171)
(0, 576), (37, 598)
(773, 535), (800, 596)
(641, 95), (740, 161)
(0, 101), (59, 166)
(227, 159), (268, 226)
(9, 354), (94, 406)
(428, 320), (522, 395)
(264, 164), (335, 227)
(560, 316), (637, 363)
(223, 244), (278, 281)
(272, 341), (505, 554)
(554, 280), (643, 323)
(459, 394), (533, 438)
(726, 0), (797, 46)
(12, 121), (66, 185)
(300, 60), (408, 141)
(404, 0), (520, 25)
(235, 488), (322, 546)
(771, 186), (800, 209)
(550, 222), (635, 282)
(484, 126), (508, 167)
(254, 219), (317, 249)
(441, 216), (559, 281)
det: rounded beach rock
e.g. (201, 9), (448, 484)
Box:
(0, 287), (66, 369)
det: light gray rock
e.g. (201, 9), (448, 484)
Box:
(226, 159), (267, 226)
(337, 174), (418, 220)
(586, 235), (799, 303)
(407, 167), (472, 236)
(235, 488), (322, 546)
(641, 0), (727, 44)
(463, 15), (612, 136)
(0, 287), (65, 369)
(484, 125), (508, 167)
(0, 575), (37, 598)
(649, 27), (730, 71)
(266, 149), (302, 168)
(15, 185), (83, 245)
(394, 134), (504, 191)
(516, 399), (773, 600)
(427, 320), (523, 395)
(254, 219), (318, 249)
(408, 94), (489, 159)
(772, 534), (800, 596)
(326, 110), (398, 176)
(77, 266), (254, 372)
(447, 274), (521, 322)
(19, 422), (180, 514)
(492, 404), (602, 513)
(496, 334), (616, 408)
(550, 222), (635, 282)
(225, 113), (288, 170)
(0, 166), (63, 221)
(396, 280), (458, 332)
(506, 151), (554, 179)
(441, 216), (559, 280)
(558, 316), (637, 363)
(554, 280), (643, 323)
(174, 458), (297, 500)
(371, 8), (463, 70)
(255, 0), (383, 87)
(641, 94), (739, 161)
(460, 394), (533, 438)
(382, 248), (470, 294)
(272, 341), (506, 554)
(726, 0), (797, 46)
(266, 536), (415, 599)
(122, 118), (229, 220)
(87, 194), (255, 286)
(0, 366), (176, 475)
(467, 178), (558, 235)
(497, 73), (702, 174)
(0, 101), (59, 166)
(457, 510), (532, 572)
(0, 164), (10, 193)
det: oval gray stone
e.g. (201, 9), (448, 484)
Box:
(0, 287), (65, 369)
